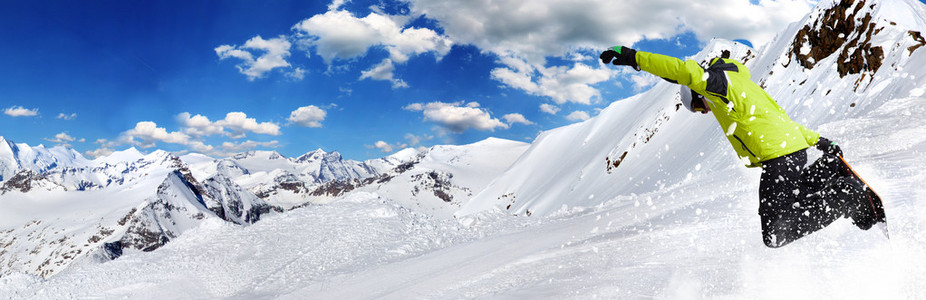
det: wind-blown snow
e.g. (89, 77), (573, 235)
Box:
(2, 0), (926, 298)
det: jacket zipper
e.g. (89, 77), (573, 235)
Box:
(733, 135), (757, 158)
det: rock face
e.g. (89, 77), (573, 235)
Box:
(791, 0), (884, 79)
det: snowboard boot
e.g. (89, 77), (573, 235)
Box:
(834, 176), (875, 230)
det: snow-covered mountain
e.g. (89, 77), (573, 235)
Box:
(2, 0), (926, 297)
(460, 0), (926, 217)
(0, 136), (88, 183)
(0, 135), (526, 279)
(0, 142), (393, 278)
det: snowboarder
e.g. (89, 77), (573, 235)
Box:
(600, 46), (879, 248)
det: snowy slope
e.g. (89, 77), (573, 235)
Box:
(459, 40), (758, 217)
(349, 138), (530, 218)
(0, 136), (89, 182)
(0, 143), (395, 279)
(2, 0), (926, 297)
(461, 0), (926, 218)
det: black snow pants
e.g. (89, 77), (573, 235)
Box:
(758, 148), (847, 248)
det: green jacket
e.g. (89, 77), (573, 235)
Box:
(635, 51), (820, 168)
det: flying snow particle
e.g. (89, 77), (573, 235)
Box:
(726, 122), (738, 136)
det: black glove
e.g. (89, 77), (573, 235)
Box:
(816, 137), (843, 157)
(600, 46), (639, 70)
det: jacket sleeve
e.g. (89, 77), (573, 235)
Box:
(635, 51), (708, 91)
(800, 124), (822, 146)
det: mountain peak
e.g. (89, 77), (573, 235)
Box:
(294, 148), (327, 163)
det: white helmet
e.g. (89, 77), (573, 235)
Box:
(679, 85), (707, 113)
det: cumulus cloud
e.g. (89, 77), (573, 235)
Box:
(370, 133), (433, 153)
(539, 104), (560, 115)
(503, 113), (533, 126)
(177, 113), (225, 137)
(44, 132), (85, 147)
(121, 121), (213, 154)
(360, 59), (409, 88)
(120, 111), (281, 156)
(219, 112), (281, 137)
(492, 60), (612, 105)
(4, 106), (38, 117)
(123, 121), (194, 146)
(630, 72), (659, 92)
(288, 105), (327, 128)
(566, 111), (591, 122)
(404, 0), (812, 104)
(84, 147), (113, 159)
(216, 35), (292, 80)
(176, 112), (280, 137)
(292, 9), (452, 64)
(372, 140), (400, 153)
(404, 0), (812, 61)
(85, 139), (117, 159)
(404, 101), (508, 133)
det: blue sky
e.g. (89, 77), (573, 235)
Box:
(1, 0), (835, 160)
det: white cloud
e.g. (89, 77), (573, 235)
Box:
(120, 121), (215, 153)
(566, 111), (591, 122)
(492, 60), (612, 105)
(404, 101), (508, 133)
(85, 147), (113, 159)
(85, 139), (116, 159)
(372, 140), (403, 153)
(218, 112), (281, 136)
(491, 66), (538, 93)
(286, 67), (307, 80)
(539, 104), (560, 115)
(360, 59), (408, 88)
(123, 121), (193, 146)
(292, 10), (452, 64)
(177, 113), (225, 137)
(370, 133), (432, 153)
(4, 106), (38, 117)
(44, 132), (85, 146)
(216, 35), (292, 80)
(56, 113), (77, 120)
(630, 72), (659, 92)
(503, 113), (533, 126)
(328, 0), (349, 10)
(288, 105), (327, 128)
(118, 116), (285, 156)
(405, 0), (812, 61)
(177, 112), (281, 138)
(405, 0), (812, 105)
(536, 63), (611, 105)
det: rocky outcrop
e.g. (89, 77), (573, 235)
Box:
(790, 0), (884, 79)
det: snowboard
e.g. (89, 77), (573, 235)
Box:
(837, 155), (888, 238)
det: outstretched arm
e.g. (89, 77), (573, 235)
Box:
(601, 46), (708, 92)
